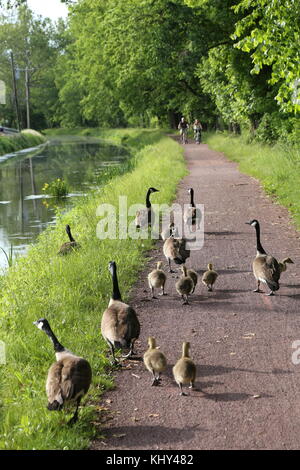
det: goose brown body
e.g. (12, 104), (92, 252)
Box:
(161, 222), (175, 241)
(163, 229), (190, 272)
(58, 225), (80, 255)
(33, 318), (92, 424)
(183, 188), (201, 228)
(135, 187), (159, 229)
(246, 219), (281, 295)
(46, 355), (92, 411)
(101, 261), (140, 363)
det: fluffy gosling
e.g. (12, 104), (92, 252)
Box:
(175, 265), (194, 305)
(143, 337), (167, 386)
(279, 257), (294, 273)
(186, 268), (198, 294)
(173, 342), (196, 396)
(202, 263), (218, 291)
(148, 262), (167, 298)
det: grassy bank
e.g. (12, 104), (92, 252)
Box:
(205, 132), (300, 228)
(0, 132), (45, 156)
(0, 129), (186, 450)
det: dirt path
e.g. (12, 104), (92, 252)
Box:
(91, 140), (300, 450)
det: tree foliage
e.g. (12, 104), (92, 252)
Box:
(232, 0), (300, 113)
(0, 0), (298, 141)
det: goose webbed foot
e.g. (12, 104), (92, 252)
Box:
(151, 378), (159, 386)
(178, 383), (188, 395)
(67, 415), (78, 426)
(253, 288), (263, 293)
(122, 349), (135, 359)
(110, 348), (120, 366)
(266, 291), (274, 296)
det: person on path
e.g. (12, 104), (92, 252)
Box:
(178, 117), (189, 144)
(193, 119), (202, 144)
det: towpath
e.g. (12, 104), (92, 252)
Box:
(92, 139), (300, 450)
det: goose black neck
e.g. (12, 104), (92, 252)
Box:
(66, 225), (75, 242)
(190, 189), (195, 207)
(146, 189), (152, 209)
(111, 264), (122, 301)
(254, 222), (266, 255)
(45, 326), (65, 353)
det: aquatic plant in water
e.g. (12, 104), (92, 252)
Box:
(42, 178), (68, 198)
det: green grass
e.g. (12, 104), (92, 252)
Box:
(0, 128), (187, 450)
(0, 133), (45, 156)
(205, 132), (300, 228)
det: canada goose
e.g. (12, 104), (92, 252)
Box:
(175, 265), (194, 305)
(33, 318), (92, 425)
(173, 342), (196, 396)
(163, 227), (190, 273)
(246, 219), (281, 295)
(143, 337), (167, 386)
(58, 224), (80, 255)
(101, 261), (140, 364)
(161, 222), (175, 241)
(183, 188), (201, 229)
(135, 187), (159, 229)
(148, 261), (167, 298)
(279, 257), (294, 273)
(187, 268), (198, 294)
(202, 263), (218, 291)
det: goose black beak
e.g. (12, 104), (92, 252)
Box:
(245, 222), (251, 225)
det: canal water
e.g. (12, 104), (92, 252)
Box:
(0, 136), (129, 269)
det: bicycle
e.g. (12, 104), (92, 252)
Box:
(180, 129), (188, 144)
(194, 129), (201, 144)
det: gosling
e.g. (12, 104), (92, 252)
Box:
(148, 262), (167, 298)
(175, 265), (194, 305)
(202, 263), (218, 291)
(173, 342), (196, 396)
(143, 337), (167, 386)
(187, 268), (198, 294)
(279, 257), (294, 273)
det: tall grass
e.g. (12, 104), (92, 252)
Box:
(0, 129), (187, 450)
(0, 133), (45, 156)
(205, 132), (300, 228)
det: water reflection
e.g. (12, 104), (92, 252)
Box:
(0, 137), (128, 269)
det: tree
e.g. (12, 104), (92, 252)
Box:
(60, 0), (224, 127)
(233, 0), (300, 113)
(0, 5), (65, 128)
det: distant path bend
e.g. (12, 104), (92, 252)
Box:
(92, 140), (300, 450)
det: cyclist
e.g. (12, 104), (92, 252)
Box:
(193, 119), (202, 144)
(178, 117), (189, 144)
